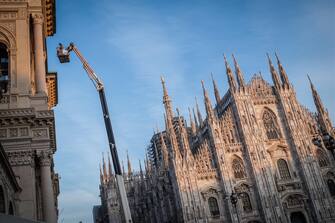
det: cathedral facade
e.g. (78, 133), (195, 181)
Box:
(0, 0), (59, 222)
(95, 54), (335, 223)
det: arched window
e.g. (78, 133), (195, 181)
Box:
(316, 150), (329, 168)
(290, 212), (307, 223)
(327, 179), (335, 197)
(0, 186), (5, 213)
(277, 159), (291, 180)
(241, 192), (252, 213)
(208, 197), (220, 217)
(232, 158), (246, 179)
(8, 201), (13, 215)
(262, 109), (281, 140)
(0, 43), (9, 95)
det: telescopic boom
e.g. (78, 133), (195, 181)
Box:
(57, 43), (133, 223)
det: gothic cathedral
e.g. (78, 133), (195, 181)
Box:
(94, 54), (335, 223)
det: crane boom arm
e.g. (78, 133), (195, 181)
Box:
(67, 43), (104, 90)
(58, 42), (133, 222)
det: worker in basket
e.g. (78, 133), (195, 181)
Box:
(57, 43), (70, 63)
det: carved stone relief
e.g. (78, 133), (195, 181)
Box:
(17, 8), (26, 20)
(38, 151), (52, 166)
(0, 22), (15, 35)
(0, 128), (6, 138)
(19, 127), (28, 136)
(36, 110), (54, 118)
(9, 128), (18, 137)
(0, 108), (34, 117)
(0, 95), (9, 104)
(0, 126), (30, 138)
(0, 11), (17, 20)
(7, 150), (34, 166)
(283, 194), (305, 209)
(32, 128), (48, 139)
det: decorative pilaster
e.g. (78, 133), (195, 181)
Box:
(39, 151), (57, 223)
(32, 13), (47, 95)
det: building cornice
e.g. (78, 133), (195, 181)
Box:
(44, 0), (56, 36)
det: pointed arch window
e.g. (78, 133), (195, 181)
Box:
(0, 186), (5, 213)
(232, 158), (246, 179)
(316, 150), (329, 168)
(262, 109), (281, 140)
(241, 192), (252, 213)
(277, 159), (291, 180)
(208, 197), (220, 217)
(327, 179), (335, 197)
(0, 43), (9, 95)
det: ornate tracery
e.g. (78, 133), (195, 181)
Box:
(277, 159), (291, 180)
(262, 108), (282, 140)
(232, 158), (246, 179)
(316, 149), (329, 168)
(240, 192), (252, 213)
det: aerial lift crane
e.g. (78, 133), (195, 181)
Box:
(57, 43), (133, 223)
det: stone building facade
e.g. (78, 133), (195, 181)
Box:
(95, 55), (335, 223)
(0, 0), (59, 222)
(0, 142), (20, 215)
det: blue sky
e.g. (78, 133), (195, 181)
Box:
(47, 0), (335, 222)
